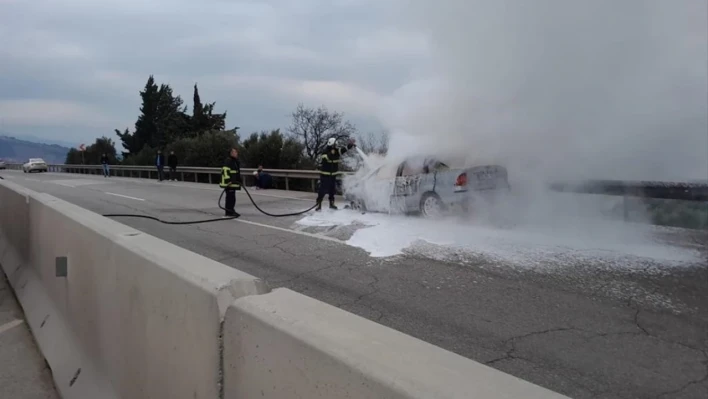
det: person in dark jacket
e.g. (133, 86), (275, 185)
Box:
(167, 151), (178, 181)
(219, 147), (241, 218)
(253, 164), (273, 189)
(315, 137), (355, 211)
(100, 153), (110, 178)
(155, 150), (165, 181)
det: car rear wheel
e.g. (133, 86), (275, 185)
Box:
(420, 192), (445, 218)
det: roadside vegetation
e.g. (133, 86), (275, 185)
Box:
(63, 75), (705, 230)
(65, 75), (387, 171)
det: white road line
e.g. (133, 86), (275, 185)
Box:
(13, 171), (345, 246)
(54, 182), (76, 188)
(0, 319), (24, 335)
(10, 170), (321, 203)
(105, 192), (145, 201)
(155, 182), (314, 202)
(235, 219), (345, 244)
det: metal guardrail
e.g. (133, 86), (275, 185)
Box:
(549, 180), (708, 202)
(4, 163), (349, 192)
(7, 163), (707, 202)
(550, 179), (708, 222)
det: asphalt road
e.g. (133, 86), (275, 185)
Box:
(2, 170), (707, 399)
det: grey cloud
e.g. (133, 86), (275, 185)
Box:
(1, 0), (421, 142)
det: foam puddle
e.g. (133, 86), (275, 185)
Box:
(295, 209), (703, 268)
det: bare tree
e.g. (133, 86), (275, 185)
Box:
(356, 130), (389, 155)
(287, 103), (357, 162)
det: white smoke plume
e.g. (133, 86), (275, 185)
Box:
(380, 0), (708, 183)
(343, 0), (707, 247)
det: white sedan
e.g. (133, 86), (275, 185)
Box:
(342, 154), (511, 217)
(23, 158), (48, 173)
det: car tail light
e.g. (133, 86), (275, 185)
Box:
(455, 173), (467, 187)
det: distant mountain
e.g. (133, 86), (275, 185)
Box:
(8, 133), (76, 149)
(0, 135), (71, 164)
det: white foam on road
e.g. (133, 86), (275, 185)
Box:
(295, 210), (703, 268)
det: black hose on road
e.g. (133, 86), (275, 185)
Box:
(103, 184), (317, 225)
(240, 184), (317, 217)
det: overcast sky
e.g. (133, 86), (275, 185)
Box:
(0, 0), (428, 146)
(1, 0), (706, 181)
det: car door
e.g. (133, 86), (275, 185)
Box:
(369, 167), (397, 212)
(350, 165), (397, 213)
(392, 161), (426, 212)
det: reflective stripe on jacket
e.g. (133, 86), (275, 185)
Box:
(219, 156), (241, 189)
(318, 144), (353, 175)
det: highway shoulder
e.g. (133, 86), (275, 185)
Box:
(0, 274), (60, 399)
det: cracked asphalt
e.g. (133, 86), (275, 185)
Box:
(3, 170), (707, 399)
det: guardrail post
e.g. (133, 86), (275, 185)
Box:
(311, 179), (315, 192)
(208, 174), (212, 184)
(181, 172), (185, 181)
(623, 195), (629, 221)
(285, 176), (290, 191)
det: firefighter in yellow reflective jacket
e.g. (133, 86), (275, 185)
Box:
(219, 147), (242, 218)
(316, 137), (355, 211)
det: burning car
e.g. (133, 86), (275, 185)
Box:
(343, 155), (511, 217)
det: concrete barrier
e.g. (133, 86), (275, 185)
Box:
(0, 180), (30, 277)
(1, 179), (569, 399)
(0, 181), (269, 399)
(223, 288), (569, 399)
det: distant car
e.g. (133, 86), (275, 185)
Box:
(22, 158), (48, 173)
(343, 155), (511, 217)
(0, 159), (5, 170)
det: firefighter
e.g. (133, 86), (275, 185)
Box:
(219, 147), (242, 218)
(316, 137), (355, 211)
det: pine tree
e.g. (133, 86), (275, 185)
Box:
(154, 83), (188, 146)
(191, 83), (226, 134)
(116, 76), (160, 155)
(192, 83), (204, 133)
(134, 75), (160, 149)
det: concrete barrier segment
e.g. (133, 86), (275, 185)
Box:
(224, 288), (570, 399)
(0, 182), (116, 398)
(5, 264), (118, 398)
(0, 181), (32, 277)
(0, 181), (271, 399)
(25, 192), (269, 399)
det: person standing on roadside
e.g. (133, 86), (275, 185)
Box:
(167, 150), (178, 181)
(100, 153), (110, 178)
(156, 150), (165, 181)
(219, 147), (242, 218)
